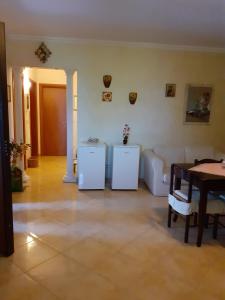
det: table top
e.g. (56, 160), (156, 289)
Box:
(174, 163), (225, 182)
(189, 163), (225, 178)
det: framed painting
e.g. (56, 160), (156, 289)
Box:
(184, 85), (213, 124)
(165, 84), (176, 97)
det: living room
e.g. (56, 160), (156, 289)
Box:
(1, 1), (225, 299)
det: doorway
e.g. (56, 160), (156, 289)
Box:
(39, 84), (67, 156)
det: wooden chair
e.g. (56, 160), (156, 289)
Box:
(168, 160), (225, 244)
(168, 172), (195, 243)
(194, 158), (223, 230)
(194, 158), (224, 236)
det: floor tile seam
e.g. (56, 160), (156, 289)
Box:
(0, 272), (29, 288)
(14, 238), (35, 250)
(14, 252), (59, 273)
(81, 265), (141, 292)
(0, 265), (26, 288)
(61, 243), (148, 280)
(27, 234), (73, 253)
(59, 250), (99, 273)
(94, 243), (128, 257)
(48, 237), (90, 253)
(60, 251), (121, 284)
(58, 236), (98, 253)
(112, 226), (153, 254)
(97, 219), (152, 237)
(34, 237), (73, 253)
(116, 245), (154, 263)
(0, 270), (61, 300)
(61, 244), (117, 266)
(90, 237), (141, 258)
(8, 259), (29, 275)
(23, 271), (63, 300)
(87, 257), (152, 287)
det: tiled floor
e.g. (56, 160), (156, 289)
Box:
(1, 156), (225, 300)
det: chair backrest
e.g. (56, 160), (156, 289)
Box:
(170, 163), (193, 204)
(194, 158), (223, 165)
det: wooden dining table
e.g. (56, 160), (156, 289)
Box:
(172, 163), (225, 247)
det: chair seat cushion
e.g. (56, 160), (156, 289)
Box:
(168, 190), (225, 216)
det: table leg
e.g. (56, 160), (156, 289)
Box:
(185, 215), (190, 243)
(197, 186), (207, 247)
(168, 205), (172, 227)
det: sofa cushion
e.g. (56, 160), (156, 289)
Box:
(185, 146), (214, 163)
(153, 146), (185, 168)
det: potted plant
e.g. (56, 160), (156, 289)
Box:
(9, 141), (29, 192)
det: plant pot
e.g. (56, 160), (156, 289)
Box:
(123, 136), (128, 145)
(11, 166), (23, 192)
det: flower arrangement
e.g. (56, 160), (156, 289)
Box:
(123, 124), (130, 145)
(9, 141), (30, 167)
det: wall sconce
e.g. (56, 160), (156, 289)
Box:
(35, 42), (52, 63)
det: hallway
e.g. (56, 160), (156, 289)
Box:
(0, 157), (225, 299)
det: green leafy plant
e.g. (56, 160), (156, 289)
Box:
(9, 141), (30, 167)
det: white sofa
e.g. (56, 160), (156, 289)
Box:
(143, 145), (225, 196)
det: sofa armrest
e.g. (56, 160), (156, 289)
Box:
(143, 150), (164, 173)
(142, 150), (165, 194)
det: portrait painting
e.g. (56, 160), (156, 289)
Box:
(185, 85), (213, 123)
(165, 84), (176, 97)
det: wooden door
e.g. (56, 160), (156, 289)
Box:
(40, 84), (66, 156)
(30, 80), (38, 156)
(0, 21), (14, 256)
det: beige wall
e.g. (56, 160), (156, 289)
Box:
(30, 68), (66, 85)
(6, 38), (225, 174)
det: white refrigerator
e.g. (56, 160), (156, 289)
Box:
(111, 144), (140, 190)
(78, 142), (106, 189)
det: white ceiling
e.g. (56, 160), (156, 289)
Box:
(1, 0), (225, 48)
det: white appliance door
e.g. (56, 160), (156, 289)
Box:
(112, 147), (140, 189)
(78, 147), (105, 189)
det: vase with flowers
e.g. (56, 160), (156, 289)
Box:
(122, 124), (130, 145)
(9, 141), (30, 192)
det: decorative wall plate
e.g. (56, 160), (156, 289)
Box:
(102, 91), (112, 102)
(129, 92), (137, 105)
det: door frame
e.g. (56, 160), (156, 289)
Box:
(39, 83), (66, 155)
(29, 79), (38, 156)
(0, 22), (14, 256)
